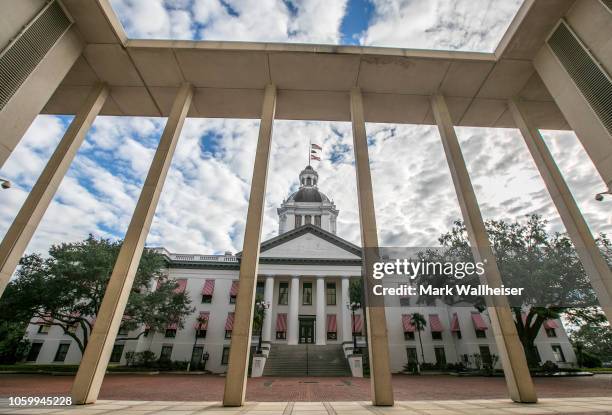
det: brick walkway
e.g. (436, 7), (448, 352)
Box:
(0, 374), (611, 402)
(1, 397), (612, 414)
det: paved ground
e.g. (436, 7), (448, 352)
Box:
(1, 397), (612, 415)
(0, 374), (611, 402)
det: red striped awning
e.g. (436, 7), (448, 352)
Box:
(194, 311), (210, 330)
(276, 313), (287, 331)
(471, 312), (488, 330)
(543, 319), (559, 329)
(402, 314), (415, 332)
(327, 314), (337, 333)
(167, 321), (178, 330)
(429, 314), (443, 332)
(450, 313), (460, 332)
(230, 281), (239, 296)
(174, 279), (187, 293)
(352, 314), (363, 333)
(202, 280), (215, 296)
(225, 312), (235, 330)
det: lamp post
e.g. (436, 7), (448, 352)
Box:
(255, 300), (269, 354)
(188, 315), (208, 372)
(347, 301), (361, 353)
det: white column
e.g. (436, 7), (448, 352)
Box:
(71, 83), (193, 404)
(431, 94), (537, 404)
(287, 276), (300, 345)
(341, 277), (352, 343)
(262, 276), (274, 342)
(0, 84), (108, 298)
(509, 98), (612, 319)
(223, 85), (276, 407)
(316, 276), (326, 345)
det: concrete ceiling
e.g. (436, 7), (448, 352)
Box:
(44, 0), (575, 129)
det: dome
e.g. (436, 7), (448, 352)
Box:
(289, 188), (330, 203)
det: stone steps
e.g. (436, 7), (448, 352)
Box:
(263, 344), (351, 377)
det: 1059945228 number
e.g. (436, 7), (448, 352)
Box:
(9, 396), (72, 406)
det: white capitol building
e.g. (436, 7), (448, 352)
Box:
(24, 166), (575, 375)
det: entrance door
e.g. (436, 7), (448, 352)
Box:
(191, 346), (203, 370)
(299, 317), (315, 344)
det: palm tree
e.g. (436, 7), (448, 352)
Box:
(411, 313), (427, 372)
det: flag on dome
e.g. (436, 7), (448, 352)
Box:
(311, 143), (322, 150)
(310, 154), (321, 161)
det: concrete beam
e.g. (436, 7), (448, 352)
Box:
(70, 83), (193, 404)
(350, 88), (394, 407)
(223, 84), (276, 407)
(0, 84), (108, 298)
(431, 94), (537, 404)
(0, 26), (84, 168)
(509, 98), (612, 319)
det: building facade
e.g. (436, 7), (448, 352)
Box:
(24, 166), (576, 374)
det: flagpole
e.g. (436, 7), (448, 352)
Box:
(308, 138), (311, 167)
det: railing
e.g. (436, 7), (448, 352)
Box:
(151, 249), (238, 263)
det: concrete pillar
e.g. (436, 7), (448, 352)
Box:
(262, 275), (274, 342)
(287, 275), (300, 345)
(71, 83), (193, 405)
(222, 84), (276, 407)
(534, 44), (612, 193)
(341, 277), (352, 343)
(431, 94), (537, 403)
(316, 276), (326, 345)
(0, 84), (108, 298)
(350, 88), (394, 406)
(509, 98), (612, 319)
(0, 23), (84, 168)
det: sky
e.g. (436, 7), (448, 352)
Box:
(0, 0), (610, 259)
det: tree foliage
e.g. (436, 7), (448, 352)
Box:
(0, 235), (194, 355)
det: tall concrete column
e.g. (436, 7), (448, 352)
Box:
(534, 44), (612, 193)
(316, 276), (326, 345)
(223, 85), (276, 407)
(0, 84), (108, 298)
(341, 276), (352, 343)
(431, 94), (537, 403)
(350, 88), (394, 406)
(287, 275), (300, 345)
(262, 275), (274, 342)
(0, 12), (84, 168)
(71, 83), (193, 405)
(509, 98), (612, 319)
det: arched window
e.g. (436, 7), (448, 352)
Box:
(306, 178), (312, 186)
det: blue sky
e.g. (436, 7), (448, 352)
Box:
(0, 0), (610, 257)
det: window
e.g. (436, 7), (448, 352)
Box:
(404, 331), (415, 341)
(38, 325), (50, 334)
(143, 328), (150, 337)
(305, 215), (311, 224)
(54, 343), (70, 362)
(406, 347), (418, 364)
(431, 331), (442, 340)
(479, 345), (492, 366)
(110, 344), (124, 363)
(545, 328), (557, 337)
(434, 347), (446, 367)
(256, 281), (264, 299)
(201, 295), (212, 304)
(475, 329), (486, 338)
(196, 329), (207, 338)
(229, 295), (236, 304)
(327, 332), (337, 340)
(118, 326), (129, 336)
(326, 283), (336, 305)
(551, 345), (566, 363)
(302, 282), (312, 305)
(278, 282), (289, 305)
(26, 342), (43, 362)
(295, 215), (302, 228)
(315, 215), (321, 227)
(276, 331), (286, 340)
(165, 329), (176, 338)
(456, 330), (462, 339)
(399, 297), (410, 307)
(160, 345), (173, 361)
(225, 330), (232, 339)
(221, 347), (230, 365)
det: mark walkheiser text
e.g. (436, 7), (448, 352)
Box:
(373, 284), (524, 296)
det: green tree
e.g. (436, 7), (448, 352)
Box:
(415, 215), (603, 367)
(0, 235), (194, 356)
(410, 312), (427, 370)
